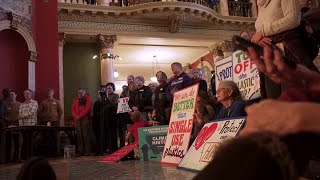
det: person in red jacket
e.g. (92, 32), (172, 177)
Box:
(71, 88), (93, 156)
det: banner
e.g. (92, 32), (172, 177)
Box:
(215, 50), (260, 100)
(99, 142), (138, 163)
(117, 97), (131, 114)
(161, 84), (199, 165)
(178, 118), (245, 171)
(138, 125), (168, 161)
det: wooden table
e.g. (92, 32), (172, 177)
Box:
(0, 126), (76, 163)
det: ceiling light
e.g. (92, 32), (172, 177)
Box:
(150, 76), (157, 82)
(119, 57), (123, 61)
(93, 55), (97, 59)
(114, 71), (119, 78)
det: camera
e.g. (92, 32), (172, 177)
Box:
(99, 85), (107, 97)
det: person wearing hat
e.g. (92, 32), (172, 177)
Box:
(128, 76), (152, 121)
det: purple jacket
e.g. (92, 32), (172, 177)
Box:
(166, 72), (193, 104)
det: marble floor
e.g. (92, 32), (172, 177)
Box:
(0, 157), (197, 180)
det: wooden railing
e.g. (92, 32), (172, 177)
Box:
(59, 0), (219, 10)
(228, 0), (252, 17)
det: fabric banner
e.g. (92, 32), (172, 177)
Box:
(117, 97), (131, 114)
(178, 118), (245, 171)
(161, 84), (199, 165)
(215, 50), (261, 100)
(138, 125), (168, 161)
(98, 142), (138, 163)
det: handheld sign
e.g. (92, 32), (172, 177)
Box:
(99, 142), (138, 163)
(138, 125), (168, 161)
(215, 50), (260, 100)
(161, 84), (199, 165)
(117, 97), (131, 114)
(178, 118), (245, 171)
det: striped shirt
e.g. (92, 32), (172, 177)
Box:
(19, 99), (38, 126)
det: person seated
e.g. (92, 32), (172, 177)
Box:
(215, 81), (246, 119)
(194, 132), (311, 180)
(16, 157), (56, 180)
(126, 111), (148, 159)
(147, 109), (163, 126)
(197, 91), (215, 122)
(190, 103), (208, 145)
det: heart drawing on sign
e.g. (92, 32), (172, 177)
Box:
(194, 123), (218, 150)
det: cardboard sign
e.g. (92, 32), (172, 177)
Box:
(138, 125), (168, 161)
(99, 142), (138, 163)
(178, 118), (245, 171)
(161, 84), (199, 165)
(215, 50), (261, 100)
(117, 97), (131, 114)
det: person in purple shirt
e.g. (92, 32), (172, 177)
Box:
(166, 62), (193, 105)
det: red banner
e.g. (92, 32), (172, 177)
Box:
(99, 142), (138, 163)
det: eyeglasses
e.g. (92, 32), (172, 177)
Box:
(216, 88), (227, 93)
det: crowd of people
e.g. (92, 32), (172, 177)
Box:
(74, 61), (248, 158)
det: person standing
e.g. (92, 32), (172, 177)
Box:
(166, 62), (193, 105)
(37, 89), (63, 157)
(4, 90), (21, 161)
(154, 71), (170, 124)
(37, 89), (63, 127)
(19, 89), (38, 126)
(71, 88), (92, 156)
(129, 76), (152, 121)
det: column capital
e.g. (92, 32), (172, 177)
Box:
(219, 40), (234, 52)
(7, 12), (22, 30)
(59, 33), (66, 46)
(97, 34), (117, 50)
(29, 51), (38, 62)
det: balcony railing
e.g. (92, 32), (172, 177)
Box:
(59, 0), (218, 10)
(228, 0), (252, 17)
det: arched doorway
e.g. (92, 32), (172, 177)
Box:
(0, 29), (29, 100)
(0, 19), (37, 99)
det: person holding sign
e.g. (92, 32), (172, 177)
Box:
(216, 81), (247, 119)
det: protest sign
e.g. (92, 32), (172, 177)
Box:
(161, 84), (199, 165)
(215, 50), (261, 100)
(99, 142), (138, 163)
(138, 125), (168, 161)
(178, 118), (245, 171)
(117, 97), (131, 114)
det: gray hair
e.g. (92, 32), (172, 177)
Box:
(219, 80), (242, 100)
(134, 76), (145, 84)
(193, 68), (203, 76)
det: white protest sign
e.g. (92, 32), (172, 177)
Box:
(178, 118), (245, 171)
(161, 84), (199, 165)
(215, 50), (260, 100)
(117, 97), (131, 114)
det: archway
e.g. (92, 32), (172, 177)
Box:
(0, 19), (37, 92)
(0, 29), (29, 100)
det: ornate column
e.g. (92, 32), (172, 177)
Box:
(219, 40), (234, 58)
(97, 34), (117, 84)
(59, 33), (66, 126)
(29, 51), (37, 91)
(217, 0), (229, 16)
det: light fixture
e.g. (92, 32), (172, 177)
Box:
(118, 57), (123, 61)
(151, 55), (160, 83)
(92, 55), (97, 59)
(114, 70), (119, 78)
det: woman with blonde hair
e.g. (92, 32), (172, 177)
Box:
(216, 81), (246, 119)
